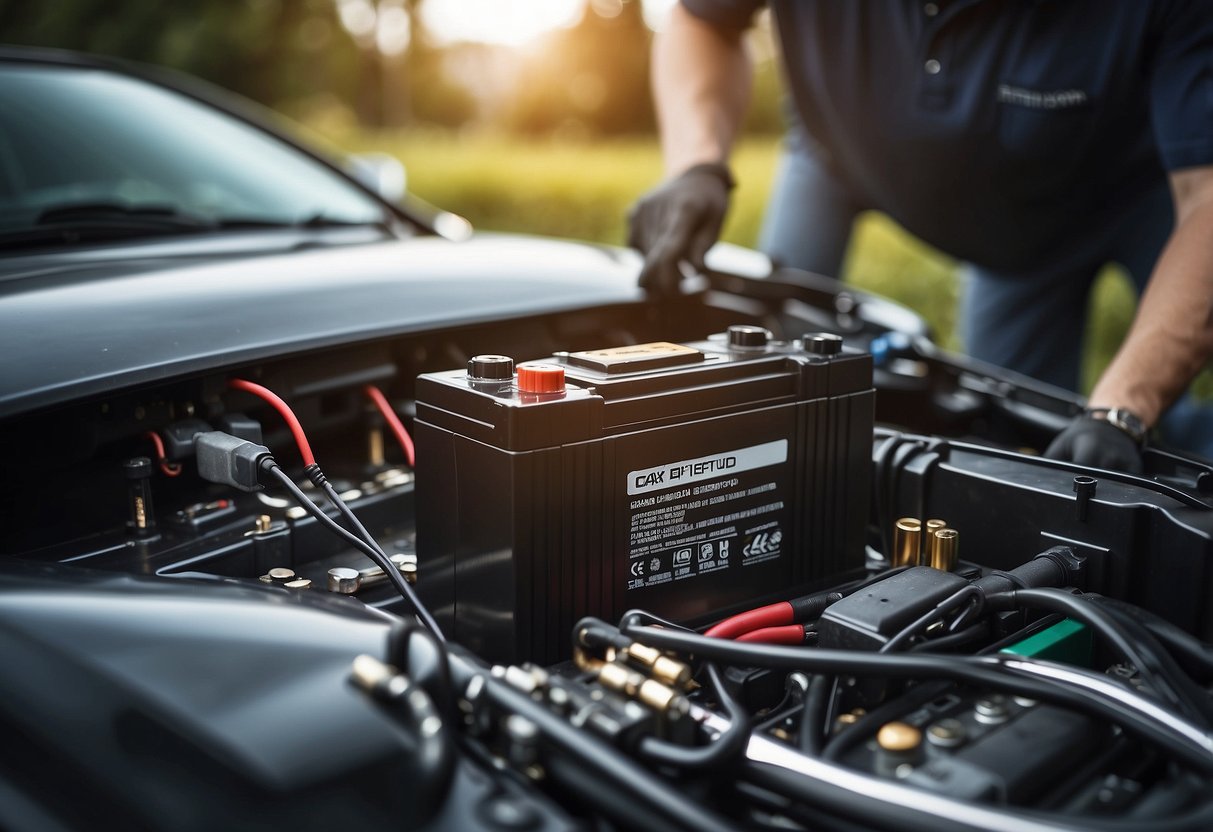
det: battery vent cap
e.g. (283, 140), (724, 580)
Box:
(468, 354), (515, 380)
(727, 325), (771, 349)
(804, 333), (844, 356)
(517, 363), (566, 393)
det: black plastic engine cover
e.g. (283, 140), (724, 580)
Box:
(817, 566), (969, 651)
(876, 435), (1213, 637)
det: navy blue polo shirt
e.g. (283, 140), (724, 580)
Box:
(683, 0), (1213, 273)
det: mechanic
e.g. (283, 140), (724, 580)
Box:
(627, 1), (1213, 471)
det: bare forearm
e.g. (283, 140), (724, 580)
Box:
(653, 4), (752, 177)
(1089, 168), (1213, 425)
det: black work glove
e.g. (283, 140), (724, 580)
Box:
(627, 162), (734, 294)
(1044, 416), (1144, 473)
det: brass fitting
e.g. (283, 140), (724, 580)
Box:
(597, 661), (643, 697)
(368, 425), (385, 468)
(598, 661), (687, 716)
(892, 518), (922, 567)
(877, 721), (923, 753)
(637, 678), (683, 714)
(572, 636), (607, 673)
(621, 643), (692, 688)
(651, 655), (692, 689)
(928, 528), (959, 572)
(624, 642), (661, 666)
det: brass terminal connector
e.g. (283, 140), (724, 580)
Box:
(651, 655), (692, 689)
(638, 678), (685, 714)
(928, 528), (959, 572)
(572, 646), (606, 674)
(624, 642), (661, 667)
(877, 721), (923, 753)
(621, 643), (692, 688)
(892, 518), (922, 567)
(368, 425), (385, 468)
(597, 661), (642, 696)
(598, 661), (687, 716)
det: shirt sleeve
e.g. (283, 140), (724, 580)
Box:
(1147, 0), (1213, 171)
(680, 0), (766, 31)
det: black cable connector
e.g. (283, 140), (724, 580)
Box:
(195, 431), (273, 491)
(193, 430), (445, 642)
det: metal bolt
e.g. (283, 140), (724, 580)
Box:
(925, 58), (942, 75)
(505, 714), (540, 768)
(547, 686), (570, 715)
(926, 718), (967, 748)
(328, 567), (361, 594)
(401, 561), (418, 584)
(284, 578), (312, 590)
(974, 694), (1010, 724)
(268, 567), (295, 583)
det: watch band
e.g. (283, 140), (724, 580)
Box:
(1086, 406), (1148, 444)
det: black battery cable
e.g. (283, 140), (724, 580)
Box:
(262, 460), (445, 641)
(618, 623), (1213, 776)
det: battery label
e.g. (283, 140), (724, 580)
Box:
(567, 341), (704, 374)
(627, 440), (788, 496)
(625, 440), (789, 592)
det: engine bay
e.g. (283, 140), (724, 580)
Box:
(3, 268), (1213, 831)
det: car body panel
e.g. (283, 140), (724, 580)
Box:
(0, 232), (642, 418)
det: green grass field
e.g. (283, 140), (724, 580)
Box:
(332, 129), (1142, 394)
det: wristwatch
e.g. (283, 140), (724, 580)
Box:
(1086, 406), (1148, 444)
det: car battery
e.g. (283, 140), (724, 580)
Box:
(414, 326), (874, 663)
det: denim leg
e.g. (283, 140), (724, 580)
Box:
(959, 261), (1096, 392)
(758, 130), (863, 278)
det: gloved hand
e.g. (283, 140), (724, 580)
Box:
(1044, 415), (1144, 473)
(627, 162), (734, 293)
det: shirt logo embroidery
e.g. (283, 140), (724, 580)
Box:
(997, 84), (1088, 109)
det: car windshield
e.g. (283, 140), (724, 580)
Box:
(0, 62), (390, 241)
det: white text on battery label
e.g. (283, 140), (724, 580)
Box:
(627, 440), (789, 496)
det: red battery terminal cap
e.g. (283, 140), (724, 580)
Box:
(516, 363), (566, 393)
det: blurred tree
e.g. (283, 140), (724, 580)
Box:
(0, 0), (772, 136)
(402, 3), (476, 128)
(0, 0), (360, 109)
(0, 0), (474, 129)
(505, 0), (654, 137)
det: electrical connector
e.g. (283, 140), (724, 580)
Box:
(216, 412), (263, 445)
(195, 431), (273, 491)
(163, 418), (213, 460)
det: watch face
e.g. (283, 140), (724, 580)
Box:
(1108, 408), (1147, 442)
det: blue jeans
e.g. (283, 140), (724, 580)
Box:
(759, 135), (1213, 458)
